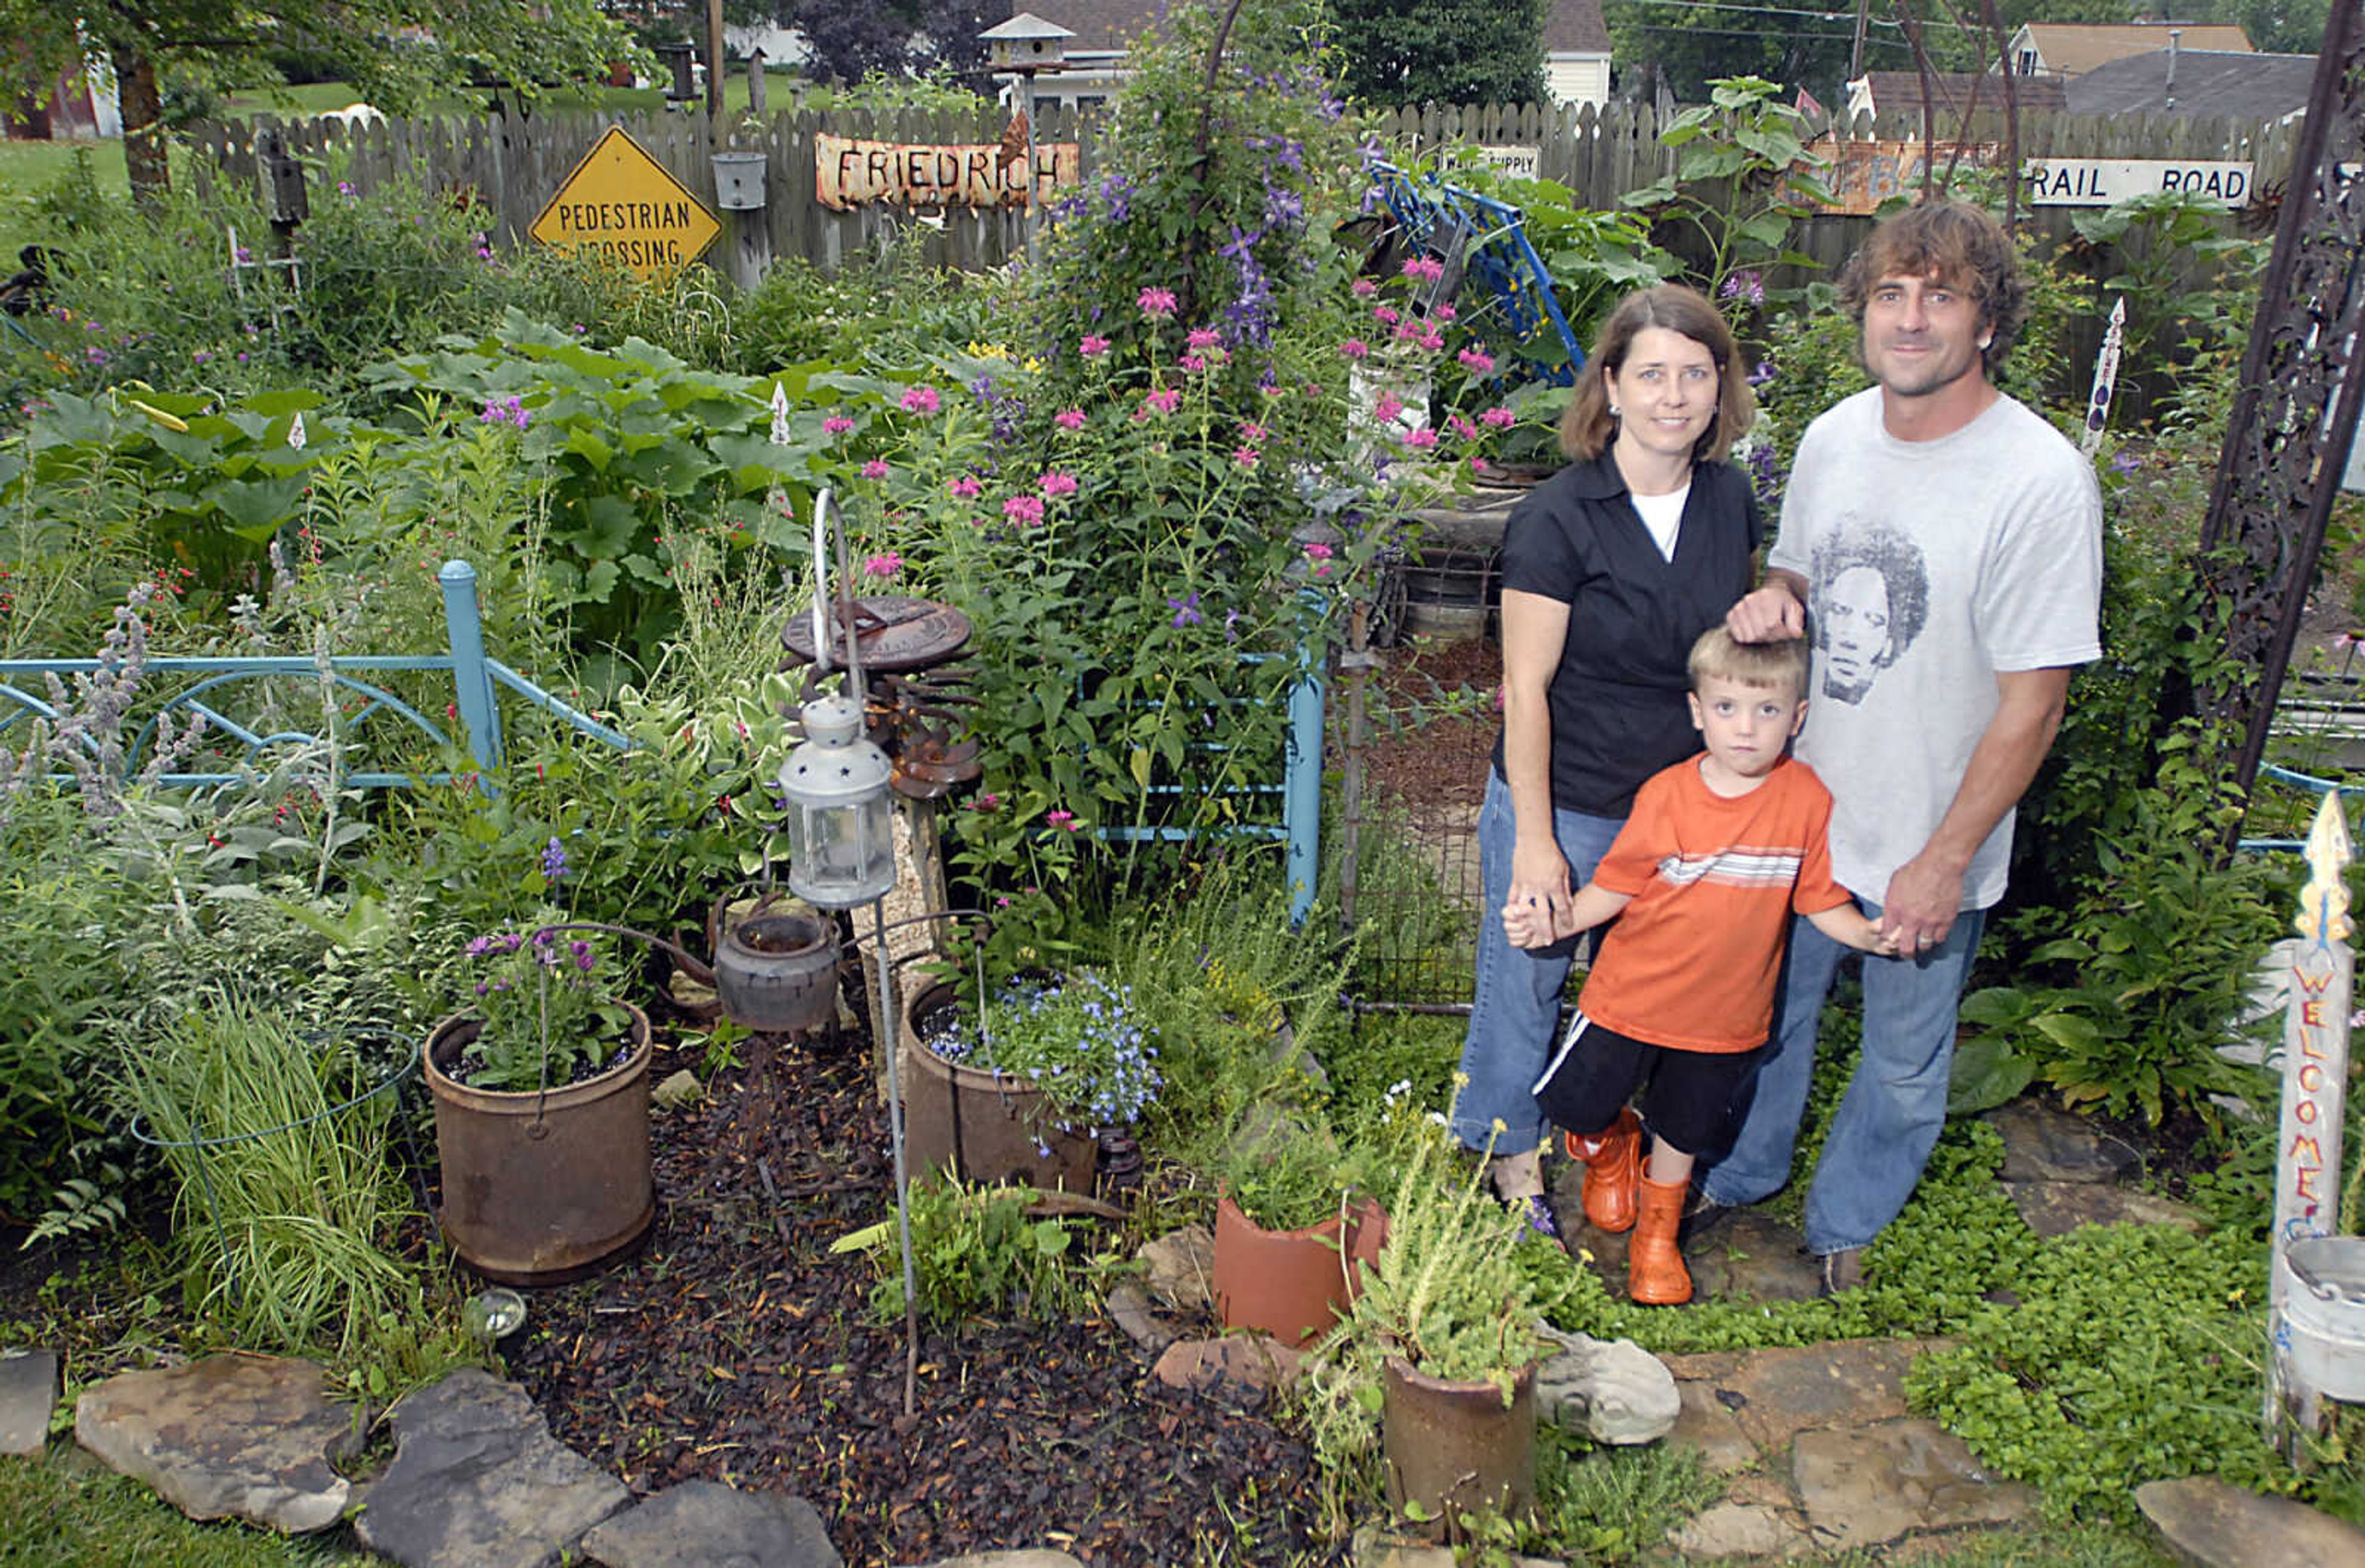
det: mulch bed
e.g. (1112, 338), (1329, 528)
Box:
(504, 1030), (1346, 1568)
(1341, 631), (1498, 808)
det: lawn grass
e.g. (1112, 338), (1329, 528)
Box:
(0, 1452), (375, 1566)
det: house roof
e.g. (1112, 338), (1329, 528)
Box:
(2065, 49), (2317, 119)
(2018, 22), (2252, 76)
(1009, 0), (1609, 60)
(1857, 71), (2069, 116)
(1543, 0), (1610, 55)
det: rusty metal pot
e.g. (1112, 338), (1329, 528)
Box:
(423, 1006), (654, 1286)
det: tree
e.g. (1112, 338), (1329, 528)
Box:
(780, 0), (995, 89)
(4, 1), (637, 208)
(1330, 0), (1548, 106)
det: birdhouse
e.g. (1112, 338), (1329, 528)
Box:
(980, 12), (1073, 74)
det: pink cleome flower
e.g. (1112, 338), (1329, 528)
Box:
(1038, 471), (1079, 498)
(1005, 494), (1046, 526)
(1138, 286), (1178, 318)
(1055, 408), (1087, 430)
(860, 459), (890, 480)
(900, 384), (942, 414)
(1079, 334), (1112, 357)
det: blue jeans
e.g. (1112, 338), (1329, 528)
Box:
(1453, 768), (1625, 1155)
(1699, 897), (1985, 1255)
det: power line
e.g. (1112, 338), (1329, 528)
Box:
(1603, 0), (1989, 34)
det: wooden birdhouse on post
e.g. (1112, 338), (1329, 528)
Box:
(980, 12), (1073, 76)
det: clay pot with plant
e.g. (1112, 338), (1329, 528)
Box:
(1211, 1117), (1388, 1347)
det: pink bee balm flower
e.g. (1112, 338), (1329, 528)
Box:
(1338, 339), (1370, 360)
(1303, 541), (1334, 559)
(1437, 304), (1458, 323)
(1458, 347), (1495, 373)
(860, 459), (890, 480)
(1402, 256), (1445, 282)
(1351, 278), (1378, 296)
(1481, 406), (1517, 429)
(1417, 331), (1445, 353)
(1238, 420), (1269, 442)
(1448, 414), (1481, 441)
(823, 414), (856, 435)
(1055, 408), (1086, 430)
(864, 551), (904, 578)
(1187, 328), (1222, 349)
(900, 384), (942, 414)
(1038, 471), (1079, 498)
(1079, 334), (1111, 357)
(1139, 389), (1181, 418)
(948, 475), (983, 499)
(1233, 445), (1260, 468)
(1402, 428), (1439, 450)
(1138, 286), (1178, 318)
(1373, 395), (1405, 424)
(1046, 809), (1075, 827)
(1373, 305), (1401, 326)
(1004, 494), (1046, 526)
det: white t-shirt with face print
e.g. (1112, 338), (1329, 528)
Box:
(1767, 387), (2102, 910)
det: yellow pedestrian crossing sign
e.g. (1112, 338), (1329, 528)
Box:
(530, 126), (722, 281)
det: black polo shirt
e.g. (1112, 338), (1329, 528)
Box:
(1490, 450), (1763, 818)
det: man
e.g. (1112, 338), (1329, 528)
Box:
(1699, 200), (2103, 1293)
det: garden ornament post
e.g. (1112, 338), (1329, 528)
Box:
(979, 13), (1072, 267)
(779, 487), (923, 1416)
(2266, 790), (2363, 1455)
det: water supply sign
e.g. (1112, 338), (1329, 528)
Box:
(530, 126), (721, 280)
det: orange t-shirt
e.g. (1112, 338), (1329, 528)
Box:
(1576, 754), (1852, 1053)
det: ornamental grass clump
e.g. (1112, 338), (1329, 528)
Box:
(922, 971), (1162, 1134)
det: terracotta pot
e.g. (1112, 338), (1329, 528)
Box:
(1211, 1194), (1388, 1347)
(899, 979), (1097, 1192)
(422, 1006), (654, 1285)
(1381, 1356), (1538, 1532)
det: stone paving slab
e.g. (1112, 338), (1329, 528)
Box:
(1687, 1212), (1821, 1304)
(2136, 1476), (2365, 1568)
(1665, 1500), (1810, 1560)
(2005, 1181), (2210, 1239)
(581, 1479), (841, 1567)
(1697, 1338), (1931, 1454)
(1663, 1379), (1758, 1474)
(1792, 1416), (2035, 1551)
(1984, 1101), (2143, 1184)
(0, 1347), (58, 1455)
(74, 1351), (359, 1534)
(355, 1367), (629, 1568)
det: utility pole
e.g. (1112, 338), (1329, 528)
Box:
(1848, 0), (1870, 81)
(706, 0), (726, 120)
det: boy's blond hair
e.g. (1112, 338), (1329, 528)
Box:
(1689, 625), (1808, 701)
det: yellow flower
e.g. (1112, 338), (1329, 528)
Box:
(967, 341), (1010, 360)
(1022, 356), (1045, 374)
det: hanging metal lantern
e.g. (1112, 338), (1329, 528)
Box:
(778, 690), (896, 909)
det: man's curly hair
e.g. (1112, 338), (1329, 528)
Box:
(1837, 200), (2027, 375)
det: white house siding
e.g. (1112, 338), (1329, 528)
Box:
(1546, 55), (1611, 108)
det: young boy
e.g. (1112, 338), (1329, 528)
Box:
(1503, 628), (1891, 1304)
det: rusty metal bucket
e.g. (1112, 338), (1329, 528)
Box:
(422, 1006), (654, 1285)
(899, 979), (1096, 1192)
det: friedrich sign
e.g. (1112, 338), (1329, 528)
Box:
(528, 126), (721, 281)
(814, 131), (1080, 211)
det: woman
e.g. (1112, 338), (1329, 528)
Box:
(1455, 283), (1762, 1233)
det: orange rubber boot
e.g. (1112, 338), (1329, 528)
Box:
(1628, 1173), (1694, 1306)
(1562, 1107), (1641, 1234)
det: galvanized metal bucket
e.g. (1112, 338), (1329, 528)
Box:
(2283, 1236), (2365, 1401)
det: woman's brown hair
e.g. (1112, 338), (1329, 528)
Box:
(1558, 283), (1756, 463)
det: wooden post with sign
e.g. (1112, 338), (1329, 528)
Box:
(2266, 790), (2355, 1458)
(527, 126), (722, 283)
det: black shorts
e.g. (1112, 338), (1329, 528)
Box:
(1530, 1014), (1763, 1160)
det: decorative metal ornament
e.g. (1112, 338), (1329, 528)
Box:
(2080, 296), (2124, 458)
(778, 690), (897, 910)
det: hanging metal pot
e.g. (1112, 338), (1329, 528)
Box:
(712, 900), (841, 1033)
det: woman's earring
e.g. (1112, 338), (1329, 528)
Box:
(1609, 404), (1622, 418)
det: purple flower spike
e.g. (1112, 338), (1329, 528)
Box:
(541, 836), (568, 882)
